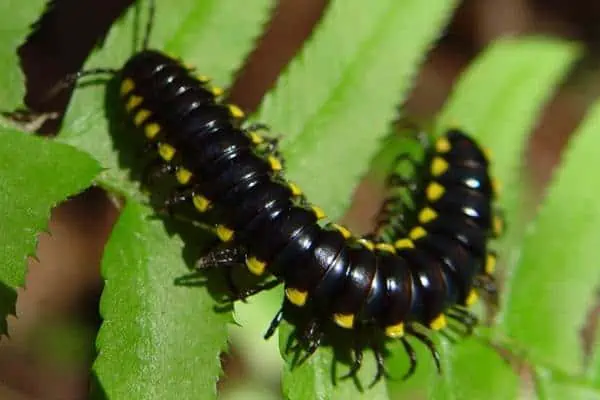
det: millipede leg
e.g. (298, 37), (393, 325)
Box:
(195, 245), (246, 270)
(141, 158), (175, 187)
(297, 320), (323, 365)
(264, 308), (284, 340)
(369, 341), (389, 387)
(162, 189), (194, 215)
(341, 340), (363, 380)
(408, 327), (441, 374)
(237, 279), (281, 301)
(447, 308), (478, 336)
(400, 337), (417, 380)
(244, 122), (271, 133)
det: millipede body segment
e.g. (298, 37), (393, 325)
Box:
(116, 49), (502, 383)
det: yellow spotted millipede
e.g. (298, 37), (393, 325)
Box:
(46, 0), (503, 385)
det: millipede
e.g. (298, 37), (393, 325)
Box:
(37, 0), (503, 386)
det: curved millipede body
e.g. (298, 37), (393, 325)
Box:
(117, 48), (502, 383)
(33, 0), (502, 385)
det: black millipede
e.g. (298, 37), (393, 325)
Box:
(20, 0), (503, 386)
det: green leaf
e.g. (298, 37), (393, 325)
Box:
(92, 201), (231, 399)
(255, 0), (459, 221)
(387, 37), (577, 399)
(0, 129), (100, 334)
(499, 100), (600, 375)
(58, 0), (274, 196)
(0, 0), (47, 107)
(536, 367), (600, 400)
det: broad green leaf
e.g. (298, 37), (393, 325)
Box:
(92, 201), (231, 399)
(536, 367), (600, 400)
(388, 37), (577, 399)
(0, 0), (47, 107)
(500, 100), (600, 375)
(255, 0), (459, 221)
(0, 129), (100, 334)
(58, 0), (274, 196)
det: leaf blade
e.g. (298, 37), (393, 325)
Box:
(0, 0), (47, 107)
(0, 129), (100, 334)
(92, 202), (231, 399)
(499, 100), (600, 374)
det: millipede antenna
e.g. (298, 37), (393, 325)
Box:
(42, 68), (118, 104)
(142, 0), (155, 50)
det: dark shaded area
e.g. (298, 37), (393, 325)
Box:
(0, 282), (18, 336)
(19, 0), (133, 130)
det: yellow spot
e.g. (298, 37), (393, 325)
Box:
(333, 313), (354, 329)
(466, 289), (479, 306)
(435, 137), (451, 153)
(216, 225), (234, 242)
(418, 207), (438, 223)
(375, 243), (396, 254)
(311, 205), (326, 220)
(246, 257), (266, 276)
(426, 182), (445, 202)
(485, 253), (497, 275)
(196, 74), (209, 83)
(144, 123), (161, 139)
(431, 157), (449, 176)
(288, 182), (302, 196)
(268, 156), (282, 171)
(211, 86), (224, 97)
(332, 224), (351, 239)
(120, 78), (135, 96)
(409, 226), (427, 241)
(176, 168), (192, 185)
(493, 215), (504, 236)
(484, 147), (493, 161)
(492, 178), (502, 196)
(134, 109), (151, 126)
(158, 143), (176, 161)
(385, 323), (404, 338)
(228, 104), (245, 119)
(286, 288), (308, 306)
(430, 314), (447, 331)
(394, 238), (415, 249)
(248, 132), (264, 144)
(125, 95), (143, 111)
(357, 238), (374, 250)
(193, 195), (211, 212)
